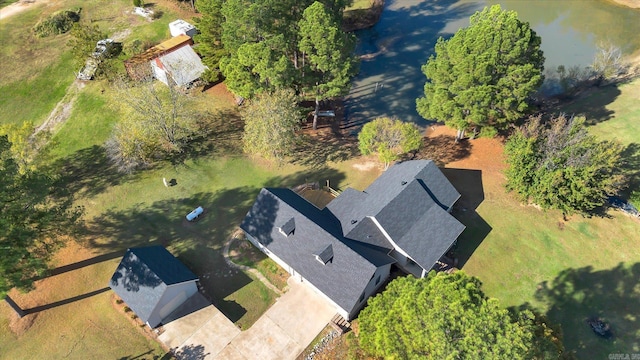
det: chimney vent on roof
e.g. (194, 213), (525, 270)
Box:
(278, 217), (295, 237)
(351, 219), (357, 225)
(401, 181), (407, 185)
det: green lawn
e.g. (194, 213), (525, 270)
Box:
(0, 0), (17, 8)
(558, 79), (640, 145)
(0, 248), (165, 359)
(457, 77), (640, 358)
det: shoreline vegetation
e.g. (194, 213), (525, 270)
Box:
(342, 0), (385, 32)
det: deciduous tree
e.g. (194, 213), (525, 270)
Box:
(416, 5), (544, 140)
(359, 272), (565, 359)
(358, 117), (422, 169)
(242, 89), (302, 163)
(0, 136), (82, 297)
(105, 79), (199, 172)
(68, 23), (107, 68)
(505, 114), (625, 215)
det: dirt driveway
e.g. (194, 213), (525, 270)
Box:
(161, 277), (336, 360)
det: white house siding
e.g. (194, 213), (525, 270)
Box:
(146, 281), (198, 328)
(346, 263), (391, 319)
(151, 60), (168, 85)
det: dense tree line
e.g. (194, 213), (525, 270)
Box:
(195, 0), (358, 129)
(359, 272), (565, 359)
(0, 136), (82, 297)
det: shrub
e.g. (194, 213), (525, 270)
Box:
(133, 0), (144, 7)
(123, 306), (132, 312)
(131, 314), (138, 320)
(115, 299), (124, 304)
(630, 189), (640, 208)
(478, 126), (498, 139)
(33, 10), (80, 37)
(151, 10), (164, 20)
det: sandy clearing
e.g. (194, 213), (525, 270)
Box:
(0, 0), (52, 20)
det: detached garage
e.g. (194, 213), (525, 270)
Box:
(109, 246), (199, 328)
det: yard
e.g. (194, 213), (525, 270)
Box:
(2, 0), (640, 358)
(0, 0), (380, 357)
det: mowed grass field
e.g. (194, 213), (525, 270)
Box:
(454, 78), (640, 359)
(2, 0), (640, 359)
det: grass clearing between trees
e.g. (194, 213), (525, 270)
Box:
(436, 125), (640, 359)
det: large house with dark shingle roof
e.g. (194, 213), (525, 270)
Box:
(241, 160), (465, 320)
(109, 246), (199, 328)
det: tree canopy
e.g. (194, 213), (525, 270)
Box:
(358, 272), (564, 359)
(299, 1), (358, 129)
(505, 114), (625, 215)
(193, 0), (228, 82)
(242, 89), (302, 163)
(212, 0), (358, 110)
(0, 136), (82, 297)
(358, 117), (422, 169)
(105, 80), (198, 172)
(416, 5), (544, 138)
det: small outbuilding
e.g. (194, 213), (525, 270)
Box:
(123, 34), (207, 87)
(109, 246), (199, 328)
(169, 19), (197, 38)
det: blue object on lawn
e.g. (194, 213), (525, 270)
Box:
(186, 206), (204, 221)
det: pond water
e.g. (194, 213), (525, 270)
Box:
(345, 0), (640, 127)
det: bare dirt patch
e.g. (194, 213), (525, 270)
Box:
(352, 160), (378, 171)
(5, 238), (93, 335)
(203, 81), (237, 106)
(34, 80), (83, 137)
(423, 125), (506, 175)
(0, 0), (52, 20)
(608, 0), (640, 8)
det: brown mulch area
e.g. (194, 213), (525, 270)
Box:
(203, 81), (237, 106)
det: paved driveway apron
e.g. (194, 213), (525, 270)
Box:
(161, 277), (336, 360)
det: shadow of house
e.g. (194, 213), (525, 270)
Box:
(110, 246), (199, 328)
(441, 168), (490, 268)
(534, 263), (640, 359)
(241, 160), (465, 320)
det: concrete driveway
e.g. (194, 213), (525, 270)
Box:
(160, 277), (336, 360)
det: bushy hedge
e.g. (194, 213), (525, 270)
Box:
(33, 9), (81, 37)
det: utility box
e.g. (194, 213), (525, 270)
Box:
(169, 19), (197, 38)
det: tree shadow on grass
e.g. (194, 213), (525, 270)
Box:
(412, 134), (472, 167)
(291, 132), (359, 169)
(441, 168), (491, 268)
(50, 145), (134, 198)
(621, 143), (640, 195)
(169, 109), (244, 166)
(534, 263), (640, 359)
(548, 83), (621, 126)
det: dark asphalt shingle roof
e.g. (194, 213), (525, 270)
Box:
(109, 246), (198, 323)
(241, 160), (464, 315)
(241, 188), (387, 312)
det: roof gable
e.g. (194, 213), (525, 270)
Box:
(109, 246), (198, 323)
